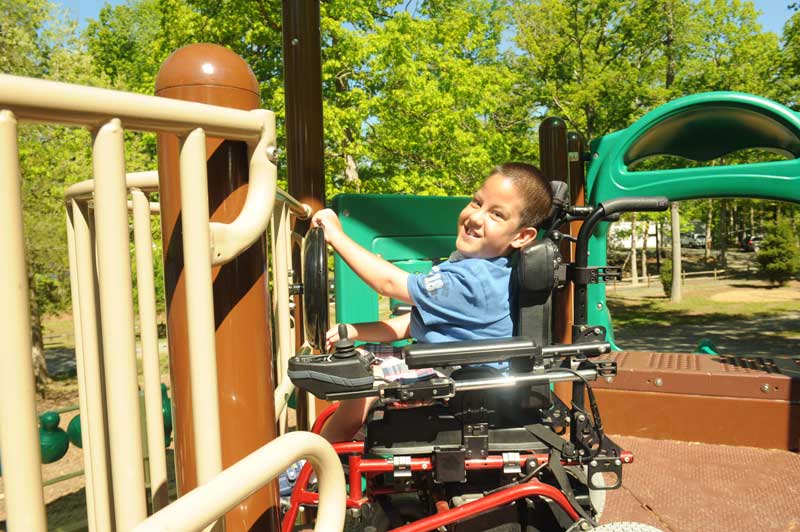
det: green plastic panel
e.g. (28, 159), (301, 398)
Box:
(332, 194), (469, 325)
(584, 92), (800, 343)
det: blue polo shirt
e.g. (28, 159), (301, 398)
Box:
(407, 254), (513, 344)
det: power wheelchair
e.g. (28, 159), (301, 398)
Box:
(285, 185), (668, 532)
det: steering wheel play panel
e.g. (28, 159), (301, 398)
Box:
(332, 194), (469, 325)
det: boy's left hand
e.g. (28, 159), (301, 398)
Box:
(325, 323), (357, 351)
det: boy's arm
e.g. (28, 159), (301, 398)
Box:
(326, 314), (411, 351)
(312, 209), (412, 304)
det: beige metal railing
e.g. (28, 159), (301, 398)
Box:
(0, 73), (341, 532)
(133, 432), (344, 532)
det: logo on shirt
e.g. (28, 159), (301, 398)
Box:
(423, 266), (444, 293)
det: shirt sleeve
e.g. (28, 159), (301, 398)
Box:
(406, 262), (486, 327)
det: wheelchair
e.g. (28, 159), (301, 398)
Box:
(286, 185), (669, 532)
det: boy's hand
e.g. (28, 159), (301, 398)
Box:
(310, 208), (343, 243)
(325, 323), (357, 352)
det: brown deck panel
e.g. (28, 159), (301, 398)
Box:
(600, 435), (800, 531)
(588, 351), (800, 450)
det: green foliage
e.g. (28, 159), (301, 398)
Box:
(10, 0), (800, 319)
(0, 0), (50, 75)
(85, 0), (164, 93)
(512, 0), (683, 139)
(756, 218), (800, 286)
(660, 259), (673, 298)
(356, 1), (537, 195)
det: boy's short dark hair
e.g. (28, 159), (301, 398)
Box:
(490, 162), (553, 228)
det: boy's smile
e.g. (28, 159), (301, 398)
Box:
(455, 173), (536, 258)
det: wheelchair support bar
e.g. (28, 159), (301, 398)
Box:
(404, 338), (610, 369)
(454, 368), (601, 392)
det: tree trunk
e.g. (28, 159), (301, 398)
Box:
(705, 199), (713, 261)
(344, 152), (360, 189)
(670, 202), (682, 302)
(719, 200), (728, 268)
(631, 213), (639, 285)
(656, 219), (662, 272)
(641, 220), (649, 283)
(28, 266), (49, 395)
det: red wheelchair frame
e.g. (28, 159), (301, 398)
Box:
(281, 404), (633, 532)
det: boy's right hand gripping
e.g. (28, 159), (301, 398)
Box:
(310, 208), (343, 243)
(325, 323), (357, 352)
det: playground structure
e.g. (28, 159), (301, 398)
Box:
(0, 38), (798, 532)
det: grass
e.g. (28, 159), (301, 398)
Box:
(607, 278), (800, 329)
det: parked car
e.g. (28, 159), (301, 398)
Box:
(680, 232), (708, 248)
(691, 233), (708, 248)
(742, 235), (763, 252)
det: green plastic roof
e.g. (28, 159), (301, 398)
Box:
(623, 103), (800, 165)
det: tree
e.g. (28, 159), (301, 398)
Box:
(358, 0), (536, 195)
(511, 0), (679, 140)
(756, 217), (800, 285)
(2, 0), (93, 388)
(85, 0), (164, 94)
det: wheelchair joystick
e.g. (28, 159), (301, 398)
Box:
(287, 322), (375, 397)
(333, 324), (356, 358)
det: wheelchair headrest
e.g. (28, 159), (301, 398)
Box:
(550, 180), (569, 212)
(539, 180), (569, 233)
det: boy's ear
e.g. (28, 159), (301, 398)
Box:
(510, 226), (538, 250)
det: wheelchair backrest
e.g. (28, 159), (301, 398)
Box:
(511, 180), (567, 347)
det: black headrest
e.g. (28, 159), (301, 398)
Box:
(550, 180), (569, 210)
(540, 181), (569, 231)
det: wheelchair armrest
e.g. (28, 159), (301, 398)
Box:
(403, 337), (540, 368)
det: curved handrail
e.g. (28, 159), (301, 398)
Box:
(65, 170), (159, 202)
(131, 432), (346, 532)
(209, 109), (276, 265)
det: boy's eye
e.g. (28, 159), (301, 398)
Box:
(471, 198), (481, 207)
(492, 210), (505, 219)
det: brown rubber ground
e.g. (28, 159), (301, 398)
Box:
(599, 435), (800, 531)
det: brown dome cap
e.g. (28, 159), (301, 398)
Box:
(155, 43), (259, 95)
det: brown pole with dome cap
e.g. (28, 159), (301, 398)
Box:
(539, 117), (572, 403)
(155, 44), (280, 531)
(538, 117), (570, 344)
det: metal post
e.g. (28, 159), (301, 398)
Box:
(0, 109), (47, 532)
(93, 118), (148, 529)
(70, 199), (113, 530)
(539, 117), (570, 343)
(65, 205), (97, 531)
(132, 189), (169, 512)
(283, 0), (327, 428)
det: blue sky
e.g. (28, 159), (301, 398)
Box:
(57, 0), (796, 35)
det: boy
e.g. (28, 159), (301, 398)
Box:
(311, 162), (553, 442)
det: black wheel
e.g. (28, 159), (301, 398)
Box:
(302, 226), (330, 350)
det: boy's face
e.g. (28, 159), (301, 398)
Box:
(455, 173), (537, 259)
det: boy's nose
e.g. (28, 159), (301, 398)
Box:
(468, 209), (485, 225)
